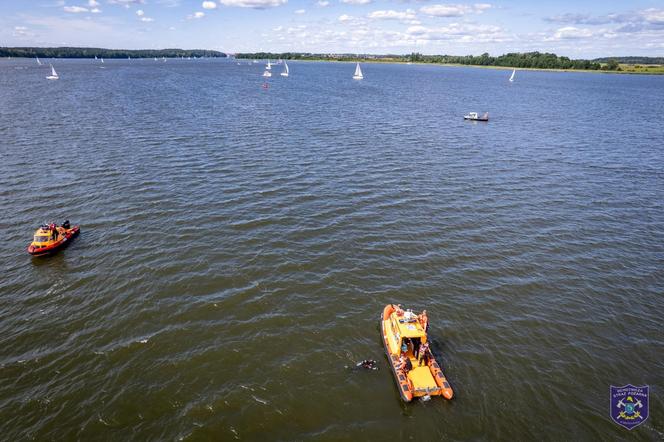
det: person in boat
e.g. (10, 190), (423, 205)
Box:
(62, 220), (71, 229)
(401, 338), (412, 355)
(50, 223), (58, 241)
(394, 304), (404, 317)
(398, 354), (412, 373)
(418, 341), (430, 366)
(418, 310), (429, 332)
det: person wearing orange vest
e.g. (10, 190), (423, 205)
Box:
(418, 310), (429, 332)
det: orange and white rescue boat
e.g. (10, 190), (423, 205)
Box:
(381, 304), (454, 401)
(27, 221), (80, 256)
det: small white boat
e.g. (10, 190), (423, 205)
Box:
(101, 58), (104, 63)
(509, 69), (515, 82)
(266, 60), (272, 70)
(46, 64), (59, 80)
(353, 63), (363, 80)
(36, 57), (42, 65)
(464, 112), (489, 121)
(262, 70), (272, 77)
(95, 55), (98, 60)
(280, 61), (289, 77)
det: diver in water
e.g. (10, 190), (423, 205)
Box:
(346, 360), (378, 370)
(356, 360), (378, 370)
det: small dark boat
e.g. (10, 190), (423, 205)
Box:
(464, 112), (489, 121)
(27, 221), (80, 256)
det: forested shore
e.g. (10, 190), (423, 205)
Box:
(0, 47), (226, 59)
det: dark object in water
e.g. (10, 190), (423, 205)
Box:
(356, 360), (378, 370)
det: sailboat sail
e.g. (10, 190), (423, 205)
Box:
(509, 69), (515, 82)
(353, 63), (363, 79)
(281, 62), (289, 77)
(46, 64), (59, 80)
(36, 57), (42, 65)
(266, 60), (272, 70)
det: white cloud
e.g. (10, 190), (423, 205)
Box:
(108, 0), (145, 5)
(338, 14), (353, 22)
(295, 8), (305, 14)
(406, 22), (505, 43)
(642, 8), (664, 24)
(64, 6), (88, 13)
(188, 11), (206, 18)
(202, 1), (217, 9)
(88, 0), (99, 6)
(273, 25), (284, 31)
(341, 0), (372, 5)
(136, 9), (144, 16)
(141, 17), (154, 22)
(219, 0), (286, 8)
(420, 3), (492, 18)
(317, 0), (329, 6)
(13, 26), (34, 38)
(91, 7), (101, 13)
(549, 26), (593, 40)
(368, 9), (416, 21)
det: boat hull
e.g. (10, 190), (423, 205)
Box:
(28, 226), (80, 256)
(381, 304), (414, 402)
(464, 117), (488, 121)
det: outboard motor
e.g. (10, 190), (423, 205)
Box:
(62, 220), (71, 229)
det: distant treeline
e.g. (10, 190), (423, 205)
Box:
(236, 51), (644, 71)
(593, 56), (664, 65)
(0, 47), (226, 59)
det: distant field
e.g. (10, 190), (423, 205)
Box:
(618, 64), (664, 74)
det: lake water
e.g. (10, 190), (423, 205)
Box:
(0, 58), (663, 440)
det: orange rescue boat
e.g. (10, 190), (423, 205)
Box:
(381, 304), (454, 401)
(27, 221), (80, 256)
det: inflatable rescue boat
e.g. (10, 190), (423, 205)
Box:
(27, 221), (80, 256)
(381, 304), (454, 401)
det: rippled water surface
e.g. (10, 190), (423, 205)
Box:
(1, 58), (663, 440)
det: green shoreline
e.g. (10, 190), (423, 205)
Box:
(290, 58), (664, 75)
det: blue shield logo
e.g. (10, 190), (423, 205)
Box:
(610, 385), (649, 430)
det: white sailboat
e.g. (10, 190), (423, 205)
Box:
(353, 63), (363, 80)
(266, 60), (272, 70)
(509, 69), (515, 82)
(46, 64), (59, 80)
(262, 69), (272, 77)
(280, 61), (289, 77)
(101, 57), (104, 63)
(36, 57), (42, 65)
(95, 55), (98, 60)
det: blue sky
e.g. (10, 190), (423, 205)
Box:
(2, 0), (664, 57)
